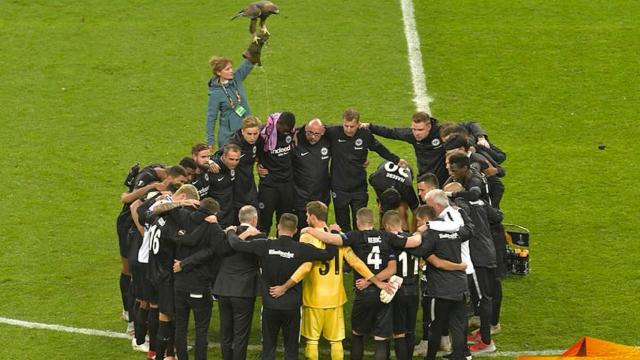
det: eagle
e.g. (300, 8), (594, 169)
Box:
(231, 1), (280, 42)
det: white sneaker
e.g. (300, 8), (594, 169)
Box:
(491, 323), (501, 335)
(131, 337), (149, 352)
(126, 322), (135, 338)
(440, 335), (452, 352)
(413, 340), (428, 356)
(121, 309), (129, 322)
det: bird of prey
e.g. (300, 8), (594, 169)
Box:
(231, 1), (279, 42)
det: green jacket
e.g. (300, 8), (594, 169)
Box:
(206, 59), (254, 148)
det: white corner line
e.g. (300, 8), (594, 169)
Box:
(399, 0), (433, 115)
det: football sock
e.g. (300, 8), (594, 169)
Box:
(394, 337), (407, 360)
(119, 273), (131, 313)
(165, 321), (175, 356)
(155, 320), (171, 359)
(134, 306), (148, 346)
(350, 335), (364, 360)
(305, 339), (319, 360)
(329, 341), (344, 360)
(148, 308), (159, 351)
(374, 340), (389, 360)
(406, 332), (416, 358)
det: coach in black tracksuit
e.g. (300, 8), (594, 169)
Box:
(325, 109), (401, 232)
(292, 120), (331, 230)
(409, 226), (469, 360)
(366, 112), (487, 187)
(213, 206), (265, 360)
(206, 155), (236, 228)
(220, 128), (260, 221)
(256, 112), (296, 234)
(226, 214), (337, 360)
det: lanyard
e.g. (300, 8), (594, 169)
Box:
(221, 81), (242, 109)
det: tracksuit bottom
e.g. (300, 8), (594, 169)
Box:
(174, 290), (213, 360)
(426, 298), (467, 360)
(332, 189), (368, 232)
(258, 182), (295, 234)
(261, 307), (301, 360)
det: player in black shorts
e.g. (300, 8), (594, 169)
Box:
(304, 208), (422, 360)
(147, 184), (201, 360)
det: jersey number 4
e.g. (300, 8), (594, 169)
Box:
(367, 246), (382, 270)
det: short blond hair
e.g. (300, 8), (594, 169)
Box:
(356, 207), (374, 226)
(174, 184), (199, 200)
(242, 115), (261, 129)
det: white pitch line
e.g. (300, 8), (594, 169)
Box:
(399, 0), (433, 114)
(0, 315), (605, 358)
(0, 316), (130, 339)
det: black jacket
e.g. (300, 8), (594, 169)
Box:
(325, 126), (400, 193)
(227, 232), (336, 310)
(212, 225), (265, 298)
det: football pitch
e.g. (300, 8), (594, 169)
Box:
(1, 0), (639, 359)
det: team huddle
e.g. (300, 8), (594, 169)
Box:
(115, 109), (509, 360)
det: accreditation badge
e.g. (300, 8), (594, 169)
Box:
(234, 105), (247, 117)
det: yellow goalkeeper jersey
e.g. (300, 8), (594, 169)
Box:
(292, 229), (374, 309)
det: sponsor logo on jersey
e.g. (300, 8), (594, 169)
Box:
(137, 180), (144, 187)
(338, 139), (346, 143)
(300, 152), (309, 157)
(270, 144), (291, 156)
(438, 233), (459, 239)
(269, 249), (295, 259)
(178, 230), (186, 236)
(217, 176), (225, 182)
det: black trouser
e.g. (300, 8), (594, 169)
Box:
(426, 297), (467, 360)
(332, 189), (368, 232)
(258, 182), (295, 234)
(261, 307), (301, 360)
(218, 296), (256, 360)
(469, 267), (495, 344)
(174, 290), (213, 360)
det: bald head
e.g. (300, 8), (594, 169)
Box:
(305, 118), (325, 144)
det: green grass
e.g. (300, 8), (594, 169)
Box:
(1, 0), (639, 359)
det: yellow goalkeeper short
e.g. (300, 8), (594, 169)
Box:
(301, 306), (345, 341)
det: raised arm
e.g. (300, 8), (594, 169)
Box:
(234, 59), (254, 82)
(130, 199), (145, 235)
